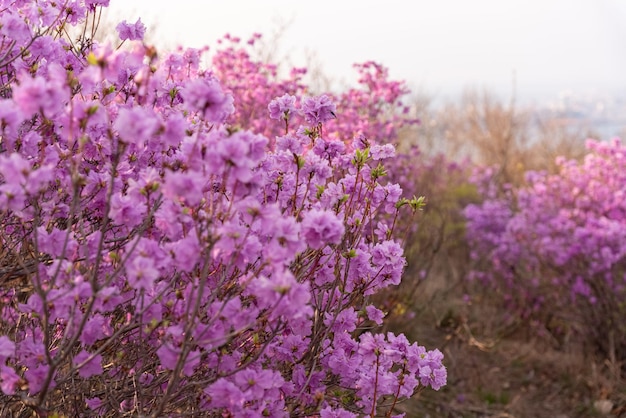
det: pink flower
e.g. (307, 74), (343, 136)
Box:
(116, 18), (146, 41)
(301, 209), (345, 249)
(370, 143), (395, 160)
(268, 94), (296, 121)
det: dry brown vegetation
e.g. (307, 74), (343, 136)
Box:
(409, 89), (590, 182)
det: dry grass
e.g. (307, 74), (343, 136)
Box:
(386, 268), (626, 418)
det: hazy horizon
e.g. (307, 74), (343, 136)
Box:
(106, 0), (626, 105)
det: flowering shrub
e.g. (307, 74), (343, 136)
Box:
(465, 139), (626, 363)
(211, 34), (418, 144)
(0, 2), (445, 416)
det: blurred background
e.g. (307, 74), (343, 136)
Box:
(108, 0), (626, 139)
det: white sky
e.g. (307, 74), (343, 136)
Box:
(107, 0), (626, 103)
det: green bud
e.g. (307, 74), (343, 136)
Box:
(395, 197), (409, 209)
(370, 163), (387, 179)
(351, 148), (370, 168)
(409, 195), (427, 211)
(316, 185), (325, 199)
(87, 105), (99, 116)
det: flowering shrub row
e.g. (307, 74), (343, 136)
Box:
(0, 1), (444, 416)
(465, 139), (626, 361)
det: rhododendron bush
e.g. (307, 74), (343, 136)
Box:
(211, 34), (418, 144)
(0, 1), (445, 416)
(465, 139), (626, 363)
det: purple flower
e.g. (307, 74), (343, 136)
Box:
(370, 143), (395, 160)
(0, 337), (15, 362)
(268, 93), (297, 121)
(24, 364), (55, 394)
(0, 11), (31, 45)
(313, 138), (346, 160)
(301, 208), (345, 249)
(164, 232), (201, 272)
(0, 366), (20, 395)
(572, 275), (591, 298)
(247, 270), (312, 321)
(204, 378), (246, 410)
(183, 350), (201, 377)
(85, 397), (104, 412)
(161, 113), (187, 147)
(156, 343), (180, 370)
(263, 216), (305, 263)
(116, 18), (146, 41)
(85, 0), (110, 8)
(320, 406), (357, 418)
(276, 134), (304, 153)
(181, 77), (234, 123)
(371, 240), (404, 268)
(73, 350), (103, 379)
(162, 170), (205, 206)
(113, 106), (159, 148)
(0, 153), (30, 183)
(217, 132), (255, 183)
(411, 347), (447, 390)
(12, 73), (67, 118)
(126, 255), (160, 291)
(366, 305), (385, 325)
(383, 183), (403, 213)
(80, 314), (111, 346)
(0, 99), (25, 142)
(324, 307), (358, 333)
(301, 94), (336, 125)
(108, 192), (146, 229)
(357, 332), (386, 362)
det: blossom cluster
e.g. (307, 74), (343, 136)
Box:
(465, 139), (626, 359)
(210, 34), (418, 144)
(0, 2), (444, 416)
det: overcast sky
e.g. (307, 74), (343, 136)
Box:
(107, 0), (626, 103)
